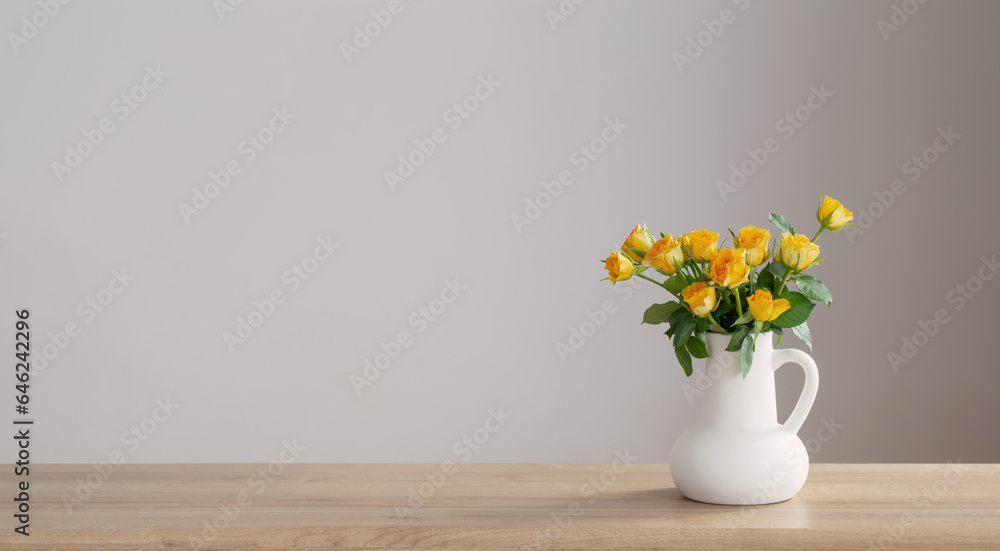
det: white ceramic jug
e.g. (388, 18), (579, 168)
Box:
(670, 332), (819, 505)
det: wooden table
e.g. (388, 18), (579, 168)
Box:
(2, 463), (998, 550)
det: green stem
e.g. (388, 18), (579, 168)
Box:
(636, 271), (663, 287)
(693, 261), (706, 278)
(733, 288), (744, 318)
(706, 311), (722, 329)
(669, 268), (691, 286)
(636, 272), (680, 297)
(774, 267), (794, 296)
(811, 226), (826, 243)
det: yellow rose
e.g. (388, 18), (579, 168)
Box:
(746, 289), (792, 322)
(737, 226), (771, 266)
(682, 229), (719, 261)
(642, 234), (685, 274)
(708, 248), (750, 289)
(817, 196), (854, 230)
(622, 224), (655, 262)
(681, 282), (717, 317)
(604, 251), (635, 283)
(777, 233), (820, 271)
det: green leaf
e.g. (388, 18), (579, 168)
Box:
(769, 212), (796, 236)
(627, 247), (646, 259)
(791, 321), (812, 350)
(770, 291), (816, 329)
(672, 316), (696, 348)
(695, 318), (708, 333)
(776, 333), (783, 346)
(686, 332), (710, 359)
(663, 274), (688, 295)
(675, 345), (693, 377)
(708, 324), (727, 334)
(794, 275), (833, 305)
(668, 306), (691, 328)
(757, 262), (786, 290)
(714, 301), (735, 318)
(732, 310), (754, 326)
(642, 302), (682, 325)
(726, 325), (749, 351)
(756, 267), (774, 290)
(740, 333), (754, 379)
(765, 261), (788, 279)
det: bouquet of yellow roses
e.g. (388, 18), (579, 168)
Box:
(603, 197), (853, 377)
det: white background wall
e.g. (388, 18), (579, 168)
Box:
(2, 0), (999, 465)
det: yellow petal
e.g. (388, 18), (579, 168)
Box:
(769, 298), (792, 320)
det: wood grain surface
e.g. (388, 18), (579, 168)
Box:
(1, 463), (998, 550)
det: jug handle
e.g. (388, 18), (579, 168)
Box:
(771, 348), (819, 435)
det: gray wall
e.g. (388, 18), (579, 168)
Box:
(2, 0), (998, 465)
